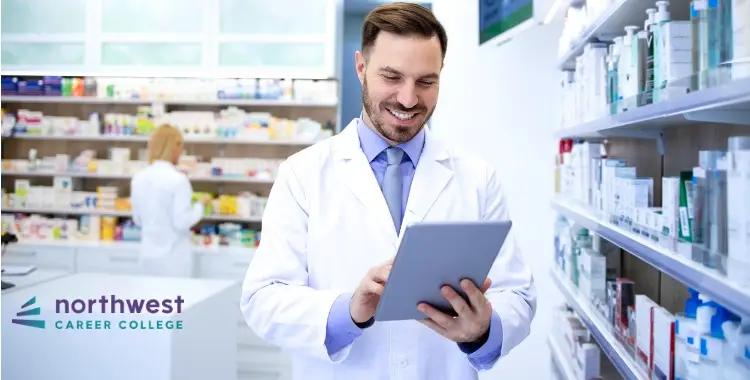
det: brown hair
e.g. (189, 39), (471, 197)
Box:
(148, 124), (183, 164)
(361, 2), (447, 61)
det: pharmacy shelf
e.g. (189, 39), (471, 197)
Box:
(547, 335), (577, 380)
(551, 268), (648, 380)
(557, 0), (661, 70)
(552, 197), (750, 318)
(1, 206), (263, 223)
(0, 95), (338, 108)
(557, 0), (691, 70)
(555, 76), (750, 139)
(0, 171), (275, 184)
(7, 134), (317, 146)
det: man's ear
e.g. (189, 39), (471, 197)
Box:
(354, 51), (366, 85)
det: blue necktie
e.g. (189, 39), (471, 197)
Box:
(382, 147), (404, 233)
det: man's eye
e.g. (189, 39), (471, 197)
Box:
(418, 81), (435, 86)
(383, 75), (399, 81)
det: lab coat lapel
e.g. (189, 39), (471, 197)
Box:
(335, 121), (401, 246)
(403, 128), (453, 231)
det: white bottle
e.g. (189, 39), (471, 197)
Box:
(722, 319), (750, 380)
(654, 1), (672, 102)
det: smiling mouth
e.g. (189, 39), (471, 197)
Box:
(386, 107), (419, 121)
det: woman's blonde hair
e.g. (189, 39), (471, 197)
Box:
(148, 125), (184, 164)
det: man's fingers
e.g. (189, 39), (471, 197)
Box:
(417, 303), (456, 329)
(441, 285), (472, 317)
(372, 265), (392, 284)
(363, 281), (385, 296)
(480, 278), (492, 293)
(461, 279), (489, 311)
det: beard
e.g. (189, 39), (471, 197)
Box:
(361, 77), (434, 144)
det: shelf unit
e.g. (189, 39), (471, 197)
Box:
(1, 79), (339, 248)
(552, 198), (750, 317)
(551, 0), (750, 378)
(555, 77), (750, 139)
(551, 269), (648, 380)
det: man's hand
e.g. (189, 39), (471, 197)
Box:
(417, 278), (493, 343)
(350, 258), (394, 324)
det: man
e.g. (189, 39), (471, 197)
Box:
(240, 3), (536, 380)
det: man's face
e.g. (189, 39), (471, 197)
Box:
(356, 31), (442, 144)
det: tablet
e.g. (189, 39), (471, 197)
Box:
(374, 220), (512, 322)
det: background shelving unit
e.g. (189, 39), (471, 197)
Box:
(551, 0), (750, 378)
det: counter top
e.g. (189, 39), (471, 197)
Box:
(1, 269), (69, 293)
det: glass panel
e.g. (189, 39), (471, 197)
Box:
(1, 0), (87, 34)
(1, 42), (85, 65)
(219, 42), (326, 68)
(101, 43), (202, 66)
(101, 0), (205, 34)
(219, 0), (328, 35)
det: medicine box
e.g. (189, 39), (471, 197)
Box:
(652, 307), (676, 380)
(635, 295), (659, 373)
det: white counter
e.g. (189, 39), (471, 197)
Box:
(1, 269), (69, 293)
(2, 273), (239, 380)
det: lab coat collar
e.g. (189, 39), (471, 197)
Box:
(335, 119), (449, 162)
(334, 119), (453, 246)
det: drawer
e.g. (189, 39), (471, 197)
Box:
(196, 250), (254, 279)
(3, 245), (76, 271)
(75, 246), (142, 275)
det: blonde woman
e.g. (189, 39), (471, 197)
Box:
(130, 125), (210, 277)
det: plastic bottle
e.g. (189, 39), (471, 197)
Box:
(644, 8), (657, 104)
(692, 0), (711, 90)
(607, 43), (620, 115)
(675, 289), (703, 380)
(722, 318), (750, 380)
(654, 1), (672, 102)
(620, 26), (640, 112)
(699, 304), (740, 379)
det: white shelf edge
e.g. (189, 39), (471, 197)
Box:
(551, 197), (750, 318)
(555, 0), (630, 70)
(0, 207), (263, 223)
(551, 268), (648, 380)
(0, 95), (338, 108)
(554, 76), (750, 139)
(0, 171), (275, 184)
(7, 134), (319, 146)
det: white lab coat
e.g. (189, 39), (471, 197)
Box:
(130, 160), (203, 277)
(240, 120), (536, 380)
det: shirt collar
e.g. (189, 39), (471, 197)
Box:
(356, 117), (425, 167)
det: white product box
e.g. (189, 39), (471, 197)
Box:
(727, 150), (750, 287)
(652, 307), (676, 380)
(635, 295), (659, 373)
(578, 248), (607, 301)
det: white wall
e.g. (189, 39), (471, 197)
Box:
(430, 1), (564, 379)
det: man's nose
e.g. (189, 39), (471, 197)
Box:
(396, 83), (419, 109)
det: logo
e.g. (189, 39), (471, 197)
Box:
(11, 295), (185, 331)
(12, 296), (45, 329)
